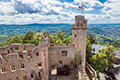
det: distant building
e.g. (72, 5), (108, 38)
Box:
(92, 44), (107, 55)
(0, 15), (97, 80)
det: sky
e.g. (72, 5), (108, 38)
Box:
(0, 0), (119, 24)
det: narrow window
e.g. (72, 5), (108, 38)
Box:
(93, 48), (95, 52)
(74, 34), (77, 38)
(31, 74), (33, 78)
(21, 63), (25, 69)
(19, 54), (23, 60)
(1, 67), (6, 73)
(11, 65), (16, 72)
(36, 52), (39, 56)
(61, 50), (68, 56)
(38, 63), (42, 69)
(8, 50), (10, 54)
(75, 64), (77, 68)
(38, 72), (41, 77)
(45, 36), (47, 38)
(16, 77), (19, 80)
(10, 48), (13, 53)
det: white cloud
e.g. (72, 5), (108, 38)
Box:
(102, 0), (120, 16)
(85, 7), (94, 11)
(0, 0), (119, 24)
(0, 1), (17, 15)
(74, 0), (103, 7)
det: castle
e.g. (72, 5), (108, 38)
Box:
(0, 15), (88, 80)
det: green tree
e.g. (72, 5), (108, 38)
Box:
(62, 36), (72, 44)
(55, 39), (62, 44)
(99, 46), (115, 72)
(87, 35), (97, 44)
(34, 32), (43, 40)
(56, 30), (66, 40)
(23, 30), (34, 43)
(29, 38), (39, 46)
(50, 34), (56, 43)
(6, 35), (22, 45)
(86, 39), (93, 62)
(90, 45), (115, 73)
(90, 52), (108, 72)
(0, 44), (3, 46)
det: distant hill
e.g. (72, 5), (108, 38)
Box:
(0, 23), (120, 46)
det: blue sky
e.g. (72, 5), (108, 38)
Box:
(0, 0), (119, 24)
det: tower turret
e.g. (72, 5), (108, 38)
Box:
(72, 15), (87, 69)
(38, 32), (50, 80)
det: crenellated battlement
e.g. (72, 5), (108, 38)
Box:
(39, 32), (50, 47)
(72, 15), (87, 30)
(0, 43), (38, 65)
(50, 43), (74, 47)
(0, 44), (35, 55)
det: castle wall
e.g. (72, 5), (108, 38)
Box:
(0, 44), (44, 80)
(48, 45), (75, 71)
(0, 15), (88, 80)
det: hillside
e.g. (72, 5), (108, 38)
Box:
(0, 24), (120, 47)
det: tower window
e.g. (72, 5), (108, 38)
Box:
(31, 74), (33, 78)
(61, 50), (68, 56)
(1, 67), (6, 73)
(8, 50), (10, 54)
(21, 63), (25, 69)
(74, 34), (77, 38)
(45, 36), (47, 38)
(38, 72), (41, 77)
(19, 54), (24, 60)
(10, 48), (14, 53)
(93, 48), (95, 52)
(38, 63), (42, 66)
(36, 52), (39, 56)
(11, 65), (16, 72)
(38, 63), (42, 69)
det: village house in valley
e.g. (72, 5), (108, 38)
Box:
(0, 15), (97, 80)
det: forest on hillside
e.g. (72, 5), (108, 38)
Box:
(0, 24), (120, 48)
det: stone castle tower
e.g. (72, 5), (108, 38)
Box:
(72, 15), (87, 69)
(38, 32), (50, 80)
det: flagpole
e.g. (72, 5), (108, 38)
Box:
(78, 6), (83, 16)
